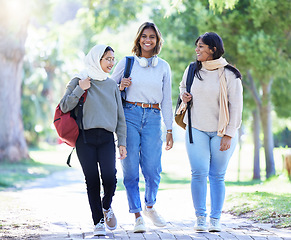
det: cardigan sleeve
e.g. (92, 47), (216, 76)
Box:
(225, 74), (243, 137)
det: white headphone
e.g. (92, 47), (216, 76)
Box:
(134, 55), (158, 67)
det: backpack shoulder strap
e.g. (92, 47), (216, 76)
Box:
(123, 56), (134, 78)
(186, 62), (196, 92)
(121, 57), (134, 101)
(76, 89), (88, 145)
(186, 62), (196, 144)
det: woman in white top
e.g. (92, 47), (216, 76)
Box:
(111, 22), (173, 233)
(179, 32), (243, 233)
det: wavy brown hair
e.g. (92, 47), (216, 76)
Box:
(132, 22), (163, 57)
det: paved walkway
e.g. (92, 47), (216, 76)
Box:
(1, 167), (290, 240)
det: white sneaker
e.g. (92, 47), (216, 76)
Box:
(133, 216), (146, 233)
(103, 207), (117, 230)
(143, 206), (166, 227)
(208, 217), (221, 232)
(194, 216), (207, 232)
(94, 218), (106, 236)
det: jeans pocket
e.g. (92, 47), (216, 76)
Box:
(123, 102), (134, 110)
(152, 108), (161, 114)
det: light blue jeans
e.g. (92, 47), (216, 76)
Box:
(186, 127), (238, 219)
(122, 102), (162, 213)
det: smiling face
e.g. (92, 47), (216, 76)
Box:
(100, 50), (115, 73)
(195, 38), (214, 62)
(139, 27), (157, 57)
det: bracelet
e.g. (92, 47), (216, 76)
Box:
(167, 130), (172, 134)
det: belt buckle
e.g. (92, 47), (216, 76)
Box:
(141, 103), (147, 108)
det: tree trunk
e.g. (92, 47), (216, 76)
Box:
(246, 71), (276, 179)
(0, 1), (30, 162)
(260, 81), (276, 178)
(252, 109), (261, 180)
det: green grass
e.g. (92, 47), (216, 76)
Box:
(0, 146), (67, 191)
(225, 176), (291, 228)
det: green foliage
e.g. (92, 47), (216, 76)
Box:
(274, 128), (291, 148)
(77, 0), (146, 50)
(208, 0), (239, 12)
(272, 76), (291, 119)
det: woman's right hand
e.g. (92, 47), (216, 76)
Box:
(79, 77), (91, 90)
(182, 92), (192, 103)
(119, 77), (132, 91)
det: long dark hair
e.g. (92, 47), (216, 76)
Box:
(194, 32), (241, 80)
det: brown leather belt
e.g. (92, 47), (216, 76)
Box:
(126, 101), (160, 110)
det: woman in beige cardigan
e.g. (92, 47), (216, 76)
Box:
(179, 32), (243, 233)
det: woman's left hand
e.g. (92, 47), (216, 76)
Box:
(220, 135), (232, 151)
(165, 133), (173, 150)
(118, 146), (127, 160)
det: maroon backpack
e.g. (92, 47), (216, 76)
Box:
(53, 91), (87, 165)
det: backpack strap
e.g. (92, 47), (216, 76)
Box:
(66, 148), (75, 167)
(124, 56), (134, 78)
(76, 90), (87, 144)
(121, 56), (134, 101)
(186, 62), (196, 144)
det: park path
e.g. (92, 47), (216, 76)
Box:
(1, 166), (290, 240)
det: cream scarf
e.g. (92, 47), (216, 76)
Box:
(202, 57), (229, 137)
(74, 44), (109, 81)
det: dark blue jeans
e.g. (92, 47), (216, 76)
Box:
(76, 128), (117, 225)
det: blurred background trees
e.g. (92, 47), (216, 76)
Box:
(0, 0), (290, 180)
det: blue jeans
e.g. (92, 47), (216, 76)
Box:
(122, 102), (162, 213)
(186, 127), (238, 219)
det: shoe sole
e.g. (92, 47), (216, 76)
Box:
(209, 228), (221, 232)
(194, 227), (207, 232)
(133, 225), (146, 233)
(134, 229), (146, 233)
(94, 231), (106, 236)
